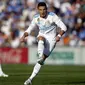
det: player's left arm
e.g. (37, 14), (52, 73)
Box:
(53, 14), (67, 42)
(56, 20), (67, 42)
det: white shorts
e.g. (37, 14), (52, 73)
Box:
(37, 33), (56, 57)
(44, 37), (56, 56)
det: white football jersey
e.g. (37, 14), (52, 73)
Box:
(25, 12), (67, 39)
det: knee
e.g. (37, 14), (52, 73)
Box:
(37, 58), (45, 65)
(37, 55), (47, 65)
(38, 36), (45, 41)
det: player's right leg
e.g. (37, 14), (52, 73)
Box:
(0, 64), (8, 77)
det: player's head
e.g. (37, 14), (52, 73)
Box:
(37, 2), (47, 18)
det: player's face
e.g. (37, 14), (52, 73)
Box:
(38, 6), (47, 18)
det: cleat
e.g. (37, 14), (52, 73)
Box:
(24, 78), (32, 85)
(0, 73), (8, 77)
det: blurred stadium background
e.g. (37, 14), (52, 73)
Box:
(0, 0), (85, 85)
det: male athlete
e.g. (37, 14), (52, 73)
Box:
(20, 2), (67, 85)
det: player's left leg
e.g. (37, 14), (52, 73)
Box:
(24, 54), (47, 85)
(27, 38), (56, 83)
(0, 64), (8, 77)
(24, 36), (47, 85)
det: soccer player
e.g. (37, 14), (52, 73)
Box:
(0, 64), (8, 77)
(20, 2), (67, 85)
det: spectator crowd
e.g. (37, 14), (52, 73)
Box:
(0, 0), (85, 48)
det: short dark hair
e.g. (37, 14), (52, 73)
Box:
(37, 2), (47, 8)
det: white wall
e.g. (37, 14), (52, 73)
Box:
(28, 46), (85, 65)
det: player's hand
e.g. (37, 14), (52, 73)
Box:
(56, 36), (60, 42)
(20, 36), (26, 42)
(20, 32), (28, 42)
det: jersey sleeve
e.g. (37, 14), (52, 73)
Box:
(25, 17), (36, 34)
(53, 14), (67, 31)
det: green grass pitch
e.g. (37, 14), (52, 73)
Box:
(0, 64), (85, 85)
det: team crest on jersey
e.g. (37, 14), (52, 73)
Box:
(37, 18), (40, 22)
(45, 21), (50, 26)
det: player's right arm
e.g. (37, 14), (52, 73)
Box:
(20, 17), (36, 42)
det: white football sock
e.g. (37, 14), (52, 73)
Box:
(38, 40), (44, 58)
(29, 40), (44, 81)
(29, 63), (41, 80)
